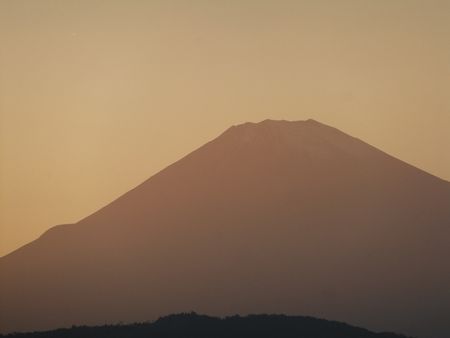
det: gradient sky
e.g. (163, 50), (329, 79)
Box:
(1, 0), (449, 257)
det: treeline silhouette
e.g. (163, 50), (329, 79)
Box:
(1, 313), (412, 338)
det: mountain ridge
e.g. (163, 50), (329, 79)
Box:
(1, 119), (449, 338)
(2, 119), (447, 259)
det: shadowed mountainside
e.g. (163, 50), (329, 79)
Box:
(0, 313), (413, 338)
(1, 120), (449, 338)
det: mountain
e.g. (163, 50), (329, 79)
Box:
(0, 313), (412, 338)
(0, 119), (449, 338)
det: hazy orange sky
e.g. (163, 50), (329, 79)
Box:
(1, 0), (449, 257)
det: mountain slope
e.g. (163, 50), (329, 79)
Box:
(1, 120), (449, 338)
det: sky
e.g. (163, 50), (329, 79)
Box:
(0, 0), (449, 257)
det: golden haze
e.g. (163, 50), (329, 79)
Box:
(0, 0), (449, 256)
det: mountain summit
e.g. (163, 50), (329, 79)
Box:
(1, 120), (449, 338)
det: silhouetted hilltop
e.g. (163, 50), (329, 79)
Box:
(0, 313), (412, 338)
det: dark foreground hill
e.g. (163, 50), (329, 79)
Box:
(0, 313), (412, 338)
(1, 120), (449, 338)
